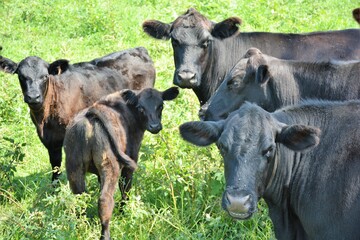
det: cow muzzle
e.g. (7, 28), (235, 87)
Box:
(222, 188), (256, 220)
(174, 70), (198, 88)
(147, 123), (162, 134)
(24, 93), (42, 109)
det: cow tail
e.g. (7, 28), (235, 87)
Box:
(85, 107), (137, 171)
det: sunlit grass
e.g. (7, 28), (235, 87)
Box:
(0, 0), (358, 239)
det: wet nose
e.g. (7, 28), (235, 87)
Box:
(24, 93), (41, 104)
(177, 70), (197, 86)
(148, 123), (162, 134)
(222, 189), (254, 219)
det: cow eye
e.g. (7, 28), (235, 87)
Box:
(158, 104), (163, 111)
(201, 39), (211, 48)
(137, 105), (145, 113)
(227, 78), (241, 89)
(262, 146), (274, 161)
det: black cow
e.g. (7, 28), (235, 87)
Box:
(202, 48), (360, 121)
(143, 8), (360, 105)
(0, 47), (155, 182)
(64, 87), (179, 240)
(180, 100), (360, 240)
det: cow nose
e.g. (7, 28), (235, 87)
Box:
(148, 123), (162, 134)
(222, 190), (254, 219)
(24, 94), (41, 104)
(177, 70), (197, 85)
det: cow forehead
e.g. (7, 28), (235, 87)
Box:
(219, 104), (277, 148)
(17, 56), (49, 77)
(138, 89), (162, 106)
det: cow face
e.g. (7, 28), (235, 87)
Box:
(0, 56), (69, 111)
(143, 8), (241, 89)
(122, 87), (179, 134)
(201, 48), (272, 121)
(180, 103), (320, 220)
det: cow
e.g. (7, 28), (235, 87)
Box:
(0, 47), (156, 182)
(354, 8), (360, 24)
(201, 48), (360, 121)
(179, 100), (360, 240)
(64, 87), (179, 240)
(142, 8), (360, 105)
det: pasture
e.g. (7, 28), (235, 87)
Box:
(0, 0), (358, 239)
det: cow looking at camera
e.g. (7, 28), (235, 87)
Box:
(143, 8), (360, 105)
(180, 100), (360, 240)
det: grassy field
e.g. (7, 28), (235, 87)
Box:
(0, 0), (358, 239)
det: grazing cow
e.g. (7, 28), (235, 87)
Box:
(64, 87), (179, 240)
(143, 8), (360, 105)
(0, 47), (155, 182)
(354, 8), (360, 24)
(201, 48), (360, 121)
(180, 101), (360, 240)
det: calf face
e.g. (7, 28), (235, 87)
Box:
(180, 103), (320, 220)
(0, 56), (69, 110)
(121, 87), (179, 133)
(143, 8), (241, 88)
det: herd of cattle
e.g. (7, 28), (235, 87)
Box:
(1, 7), (360, 240)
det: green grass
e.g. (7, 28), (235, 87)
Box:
(0, 0), (358, 239)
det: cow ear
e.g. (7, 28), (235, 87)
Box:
(48, 59), (70, 75)
(121, 89), (138, 106)
(142, 20), (171, 40)
(211, 17), (241, 39)
(277, 124), (321, 151)
(162, 87), (179, 101)
(179, 120), (224, 146)
(353, 8), (360, 24)
(0, 56), (18, 74)
(255, 65), (271, 85)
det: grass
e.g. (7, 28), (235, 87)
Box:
(0, 0), (358, 239)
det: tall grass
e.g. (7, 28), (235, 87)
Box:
(0, 0), (358, 239)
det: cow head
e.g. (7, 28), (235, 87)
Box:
(0, 55), (69, 111)
(180, 102), (320, 220)
(143, 8), (241, 89)
(121, 87), (179, 134)
(201, 48), (276, 121)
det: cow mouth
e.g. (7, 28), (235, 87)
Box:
(27, 102), (43, 110)
(227, 210), (253, 220)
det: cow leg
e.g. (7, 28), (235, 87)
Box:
(48, 146), (63, 183)
(98, 157), (120, 240)
(118, 168), (134, 211)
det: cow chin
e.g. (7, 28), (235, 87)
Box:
(27, 102), (43, 111)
